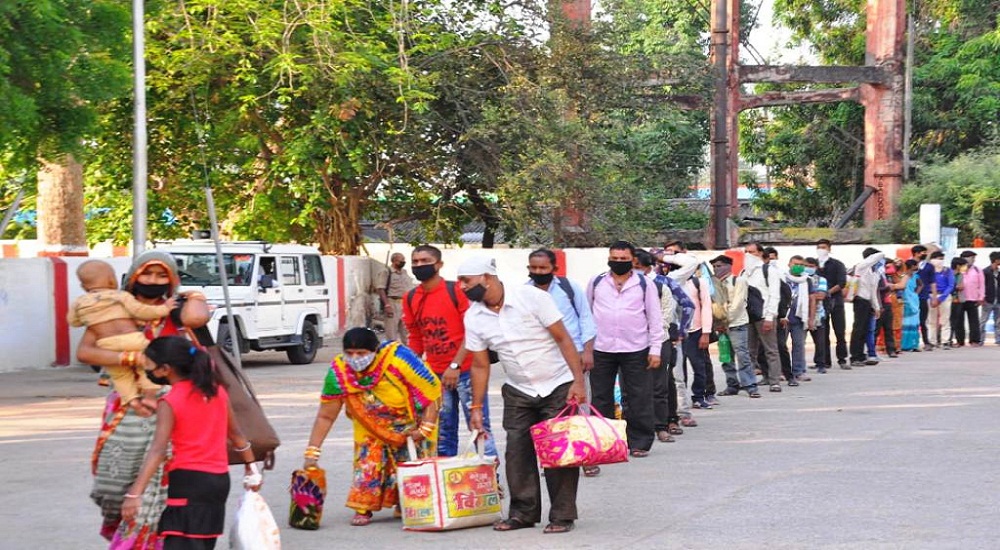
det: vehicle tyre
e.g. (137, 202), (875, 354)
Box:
(287, 320), (318, 364)
(218, 322), (243, 357)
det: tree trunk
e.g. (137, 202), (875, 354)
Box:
(314, 190), (363, 255)
(36, 153), (88, 256)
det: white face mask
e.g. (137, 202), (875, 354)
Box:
(744, 254), (763, 270)
(345, 353), (375, 372)
(817, 249), (830, 261)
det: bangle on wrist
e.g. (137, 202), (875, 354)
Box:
(124, 493), (141, 499)
(304, 445), (322, 459)
(469, 404), (483, 410)
(232, 441), (252, 452)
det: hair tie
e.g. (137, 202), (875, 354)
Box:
(189, 346), (198, 356)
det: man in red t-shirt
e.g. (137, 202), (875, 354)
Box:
(402, 245), (497, 457)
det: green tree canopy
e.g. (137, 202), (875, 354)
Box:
(0, 1), (131, 237)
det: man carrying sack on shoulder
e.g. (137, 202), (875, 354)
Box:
(458, 256), (587, 535)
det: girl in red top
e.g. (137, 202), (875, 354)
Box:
(122, 336), (261, 549)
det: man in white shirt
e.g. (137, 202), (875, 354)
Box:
(460, 256), (587, 535)
(849, 248), (886, 366)
(743, 242), (783, 392)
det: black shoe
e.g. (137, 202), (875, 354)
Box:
(787, 378), (800, 387)
(851, 360), (866, 367)
(840, 364), (853, 370)
(718, 388), (740, 396)
(748, 391), (762, 398)
(817, 367), (828, 374)
(838, 359), (847, 367)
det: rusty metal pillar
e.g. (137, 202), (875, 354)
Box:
(861, 0), (905, 222)
(559, 0), (591, 22)
(726, 0), (741, 235)
(709, 0), (735, 249)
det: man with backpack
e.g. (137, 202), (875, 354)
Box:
(587, 241), (664, 460)
(804, 257), (831, 373)
(848, 248), (886, 367)
(711, 255), (761, 398)
(525, 249), (596, 364)
(662, 241), (717, 409)
(635, 249), (695, 443)
(784, 255), (816, 384)
(402, 244), (498, 457)
(743, 242), (783, 392)
(764, 248), (795, 386)
(817, 239), (849, 367)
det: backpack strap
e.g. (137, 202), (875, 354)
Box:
(557, 276), (580, 318)
(445, 281), (459, 309)
(405, 288), (417, 311)
(406, 281), (459, 315)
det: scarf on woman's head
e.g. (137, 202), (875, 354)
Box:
(123, 250), (181, 294)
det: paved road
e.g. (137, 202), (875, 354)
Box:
(2, 344), (999, 549)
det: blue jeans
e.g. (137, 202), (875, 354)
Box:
(789, 320), (807, 376)
(438, 371), (498, 457)
(721, 324), (758, 391)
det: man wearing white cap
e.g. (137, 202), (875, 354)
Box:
(459, 255), (587, 535)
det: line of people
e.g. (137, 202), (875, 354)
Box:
(301, 241), (1000, 536)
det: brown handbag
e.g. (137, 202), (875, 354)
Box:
(204, 343), (281, 470)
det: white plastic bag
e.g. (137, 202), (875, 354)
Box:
(230, 490), (281, 550)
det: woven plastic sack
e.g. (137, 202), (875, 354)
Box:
(397, 430), (502, 531)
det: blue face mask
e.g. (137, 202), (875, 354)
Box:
(804, 267), (817, 276)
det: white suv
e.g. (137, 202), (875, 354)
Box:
(152, 241), (335, 364)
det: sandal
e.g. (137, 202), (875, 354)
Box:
(350, 512), (373, 526)
(680, 417), (698, 428)
(493, 517), (535, 531)
(668, 423), (684, 435)
(656, 430), (675, 443)
(543, 520), (575, 534)
(629, 449), (650, 458)
(582, 465), (601, 477)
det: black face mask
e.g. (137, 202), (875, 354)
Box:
(529, 272), (554, 286)
(411, 264), (437, 282)
(145, 369), (170, 386)
(608, 260), (633, 276)
(465, 284), (487, 302)
(133, 282), (172, 299)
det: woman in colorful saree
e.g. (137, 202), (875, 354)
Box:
(302, 327), (441, 527)
(77, 250), (211, 548)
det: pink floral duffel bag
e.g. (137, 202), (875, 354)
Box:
(530, 402), (628, 468)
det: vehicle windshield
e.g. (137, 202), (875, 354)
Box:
(172, 253), (254, 286)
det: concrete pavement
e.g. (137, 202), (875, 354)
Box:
(2, 345), (999, 549)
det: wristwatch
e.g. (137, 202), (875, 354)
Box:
(448, 362), (460, 371)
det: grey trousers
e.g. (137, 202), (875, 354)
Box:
(748, 319), (782, 385)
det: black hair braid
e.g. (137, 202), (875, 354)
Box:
(144, 336), (219, 398)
